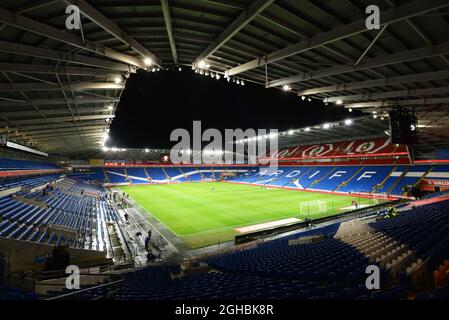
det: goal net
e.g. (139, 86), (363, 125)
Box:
(299, 200), (328, 218)
(374, 192), (389, 204)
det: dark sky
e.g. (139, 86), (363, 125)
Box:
(109, 69), (356, 149)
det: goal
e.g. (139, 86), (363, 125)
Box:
(299, 200), (328, 218)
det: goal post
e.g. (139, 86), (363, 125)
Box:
(374, 192), (389, 204)
(299, 200), (328, 219)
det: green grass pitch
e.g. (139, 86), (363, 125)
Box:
(118, 182), (376, 248)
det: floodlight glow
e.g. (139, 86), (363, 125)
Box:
(336, 100), (343, 105)
(282, 85), (291, 91)
(107, 105), (113, 111)
(348, 108), (353, 112)
(144, 58), (153, 66)
(344, 119), (352, 125)
(301, 95), (306, 100)
(114, 76), (122, 84)
(304, 127), (311, 132)
(145, 148), (150, 153)
(288, 129), (294, 135)
(323, 123), (330, 129)
(241, 81), (245, 86)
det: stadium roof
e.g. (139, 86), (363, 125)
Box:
(0, 0), (449, 156)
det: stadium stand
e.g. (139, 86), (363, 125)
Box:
(163, 167), (187, 182)
(108, 197), (449, 300)
(179, 167), (203, 181)
(0, 158), (60, 171)
(389, 166), (431, 196)
(2, 0), (449, 306)
(339, 167), (394, 193)
(105, 168), (128, 184)
(126, 168), (149, 184)
(145, 168), (169, 181)
(0, 178), (119, 251)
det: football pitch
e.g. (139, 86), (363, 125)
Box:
(118, 182), (377, 248)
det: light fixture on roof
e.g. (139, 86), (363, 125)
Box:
(304, 127), (311, 132)
(344, 119), (353, 126)
(236, 79), (240, 85)
(145, 148), (150, 153)
(216, 74), (221, 80)
(114, 76), (122, 84)
(282, 85), (291, 91)
(241, 80), (245, 86)
(178, 67), (182, 71)
(373, 114), (378, 119)
(307, 97), (312, 102)
(144, 57), (153, 66)
(288, 129), (294, 135)
(198, 60), (206, 69)
(301, 95), (306, 100)
(348, 108), (353, 112)
(336, 100), (343, 105)
(107, 105), (113, 111)
(323, 123), (331, 129)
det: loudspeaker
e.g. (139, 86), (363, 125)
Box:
(388, 106), (419, 145)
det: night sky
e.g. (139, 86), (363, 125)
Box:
(109, 69), (356, 149)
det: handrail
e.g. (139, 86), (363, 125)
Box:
(45, 279), (124, 300)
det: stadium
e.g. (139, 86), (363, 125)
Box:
(0, 0), (449, 309)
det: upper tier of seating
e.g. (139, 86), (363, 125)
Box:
(0, 158), (59, 171)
